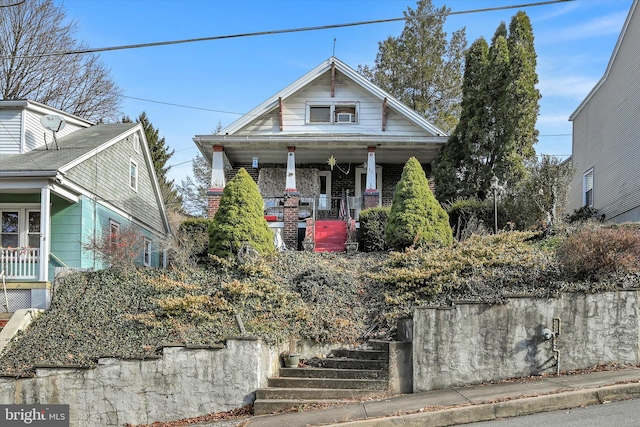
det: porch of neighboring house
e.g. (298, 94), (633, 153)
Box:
(1, 188), (55, 312)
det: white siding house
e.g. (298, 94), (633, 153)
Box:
(567, 0), (640, 221)
(194, 57), (448, 250)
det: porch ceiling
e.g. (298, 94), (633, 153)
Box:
(196, 137), (446, 165)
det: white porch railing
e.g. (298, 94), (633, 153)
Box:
(0, 247), (39, 280)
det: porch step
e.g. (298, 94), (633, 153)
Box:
(314, 220), (348, 253)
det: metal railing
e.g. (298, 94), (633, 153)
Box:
(0, 247), (39, 280)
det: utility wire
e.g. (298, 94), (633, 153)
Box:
(0, 0), (25, 7)
(1, 0), (573, 60)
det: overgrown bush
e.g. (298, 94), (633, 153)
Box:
(359, 207), (390, 252)
(565, 205), (598, 223)
(556, 225), (640, 280)
(208, 168), (275, 258)
(385, 157), (453, 250)
(83, 223), (144, 268)
(445, 197), (492, 240)
(162, 218), (213, 267)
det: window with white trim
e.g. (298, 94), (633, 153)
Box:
(133, 134), (140, 153)
(306, 102), (359, 124)
(583, 168), (594, 207)
(0, 208), (40, 248)
(143, 238), (152, 267)
(130, 159), (138, 191)
(108, 219), (120, 255)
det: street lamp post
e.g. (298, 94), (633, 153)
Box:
(490, 175), (499, 234)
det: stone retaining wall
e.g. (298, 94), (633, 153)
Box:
(413, 291), (640, 392)
(0, 338), (273, 427)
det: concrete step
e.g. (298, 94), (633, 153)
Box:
(256, 387), (385, 400)
(253, 398), (349, 415)
(280, 367), (388, 380)
(267, 377), (388, 390)
(331, 349), (388, 361)
(318, 358), (389, 370)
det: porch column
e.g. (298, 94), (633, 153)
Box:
(284, 146), (299, 249)
(39, 187), (50, 282)
(208, 145), (226, 218)
(363, 146), (380, 209)
(285, 146), (297, 192)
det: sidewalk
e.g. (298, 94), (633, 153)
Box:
(237, 367), (640, 427)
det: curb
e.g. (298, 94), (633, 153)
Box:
(325, 382), (640, 426)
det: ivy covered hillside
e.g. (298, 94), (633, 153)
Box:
(2, 222), (640, 377)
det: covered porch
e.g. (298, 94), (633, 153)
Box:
(0, 179), (78, 310)
(199, 136), (443, 250)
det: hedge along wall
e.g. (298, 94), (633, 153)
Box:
(413, 291), (640, 392)
(0, 339), (274, 427)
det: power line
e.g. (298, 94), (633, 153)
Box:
(123, 96), (244, 116)
(0, 0), (25, 7)
(1, 0), (573, 60)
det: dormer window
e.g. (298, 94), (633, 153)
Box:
(309, 106), (331, 123)
(306, 102), (359, 124)
(335, 104), (357, 123)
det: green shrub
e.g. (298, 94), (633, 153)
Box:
(359, 207), (390, 252)
(445, 197), (493, 240)
(385, 157), (453, 250)
(565, 205), (598, 223)
(178, 218), (214, 262)
(209, 168), (275, 258)
(557, 225), (640, 279)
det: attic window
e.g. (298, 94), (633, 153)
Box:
(306, 102), (359, 124)
(130, 159), (138, 192)
(133, 134), (140, 153)
(335, 104), (357, 123)
(309, 106), (331, 123)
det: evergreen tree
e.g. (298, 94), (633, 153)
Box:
(208, 168), (275, 258)
(358, 0), (466, 133)
(123, 113), (180, 210)
(433, 38), (489, 201)
(386, 157), (453, 250)
(433, 12), (540, 203)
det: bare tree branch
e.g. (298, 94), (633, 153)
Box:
(0, 0), (121, 122)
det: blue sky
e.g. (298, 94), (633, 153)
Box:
(58, 0), (634, 186)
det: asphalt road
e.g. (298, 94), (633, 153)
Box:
(466, 398), (640, 427)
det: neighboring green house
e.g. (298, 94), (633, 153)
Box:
(0, 100), (171, 311)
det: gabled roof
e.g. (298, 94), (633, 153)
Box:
(569, 0), (639, 121)
(219, 56), (448, 137)
(0, 123), (137, 175)
(0, 99), (94, 128)
(0, 122), (171, 235)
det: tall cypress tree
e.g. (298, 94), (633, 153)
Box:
(433, 12), (539, 202)
(434, 38), (490, 202)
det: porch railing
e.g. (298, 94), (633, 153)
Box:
(0, 247), (39, 280)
